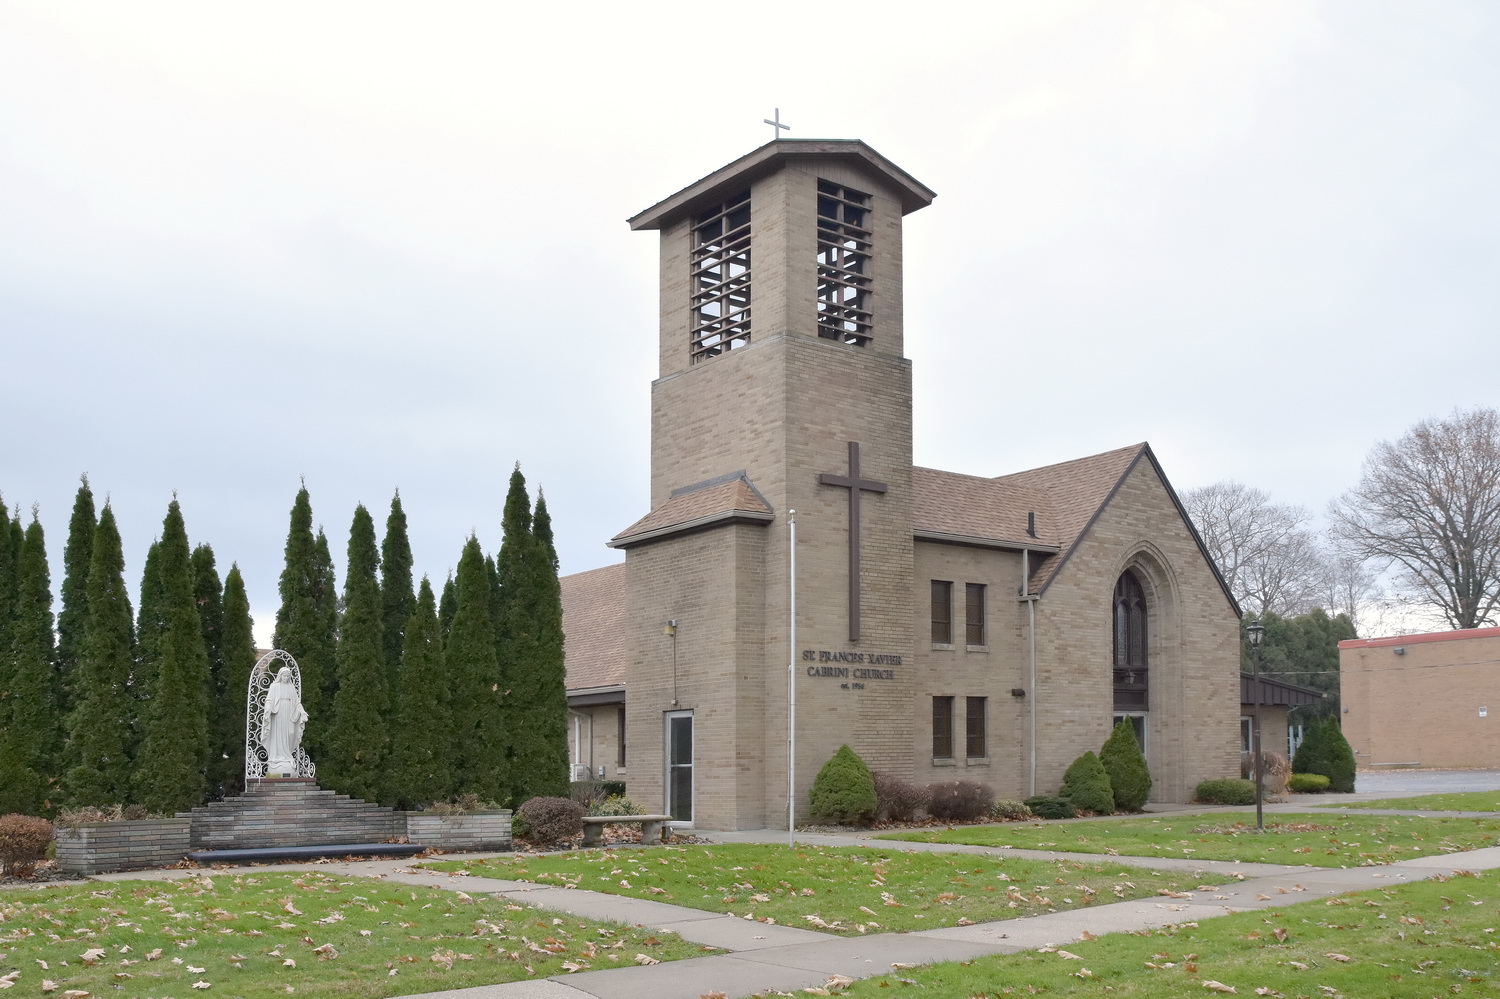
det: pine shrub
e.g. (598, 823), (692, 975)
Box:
(1099, 720), (1152, 811)
(1060, 751), (1115, 815)
(1291, 719), (1356, 793)
(515, 796), (585, 847)
(1023, 795), (1075, 819)
(807, 744), (877, 825)
(925, 780), (993, 821)
(589, 795), (643, 817)
(1194, 778), (1257, 805)
(1288, 773), (1331, 793)
(0, 814), (54, 878)
(1291, 720), (1329, 778)
(873, 772), (927, 824)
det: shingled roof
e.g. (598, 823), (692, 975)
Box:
(560, 562), (627, 691)
(609, 472), (774, 549)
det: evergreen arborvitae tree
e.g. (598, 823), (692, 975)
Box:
(0, 727), (43, 815)
(216, 565), (256, 797)
(7, 511), (61, 780)
(1059, 750), (1115, 815)
(67, 504), (135, 806)
(438, 573), (457, 643)
(1323, 719), (1357, 793)
(135, 500), (212, 814)
(1291, 719), (1329, 777)
(272, 488), (336, 754)
(190, 545), (227, 797)
(56, 475), (97, 716)
(313, 527), (339, 714)
(0, 497), (16, 709)
(324, 505), (388, 802)
(386, 578), (451, 808)
(807, 744), (877, 825)
(380, 492), (415, 698)
(1099, 720), (1152, 812)
(132, 539), (166, 732)
(495, 467), (568, 803)
(446, 536), (506, 803)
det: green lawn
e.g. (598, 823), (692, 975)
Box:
(0, 871), (707, 997)
(1328, 791), (1500, 812)
(879, 812), (1500, 867)
(832, 869), (1500, 997)
(422, 843), (1230, 934)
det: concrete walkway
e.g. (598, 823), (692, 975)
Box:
(78, 803), (1500, 999)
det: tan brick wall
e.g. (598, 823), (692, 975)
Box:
(1028, 460), (1241, 802)
(1341, 631), (1500, 768)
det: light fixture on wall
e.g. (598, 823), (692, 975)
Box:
(662, 620), (677, 637)
(664, 620), (679, 706)
(1393, 646), (1405, 655)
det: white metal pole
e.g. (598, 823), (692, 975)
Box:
(788, 510), (797, 845)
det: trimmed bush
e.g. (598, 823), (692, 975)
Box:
(1292, 719), (1356, 793)
(1100, 720), (1152, 812)
(873, 771), (927, 824)
(808, 745), (877, 825)
(569, 780), (627, 809)
(1194, 778), (1257, 805)
(1060, 751), (1114, 815)
(1288, 773), (1331, 793)
(588, 794), (643, 817)
(991, 799), (1034, 821)
(1023, 795), (1075, 819)
(926, 780), (993, 821)
(0, 814), (54, 878)
(515, 796), (585, 847)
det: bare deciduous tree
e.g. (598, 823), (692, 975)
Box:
(1182, 480), (1325, 617)
(1330, 407), (1500, 631)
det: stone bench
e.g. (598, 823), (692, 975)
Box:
(186, 843), (429, 865)
(580, 815), (674, 847)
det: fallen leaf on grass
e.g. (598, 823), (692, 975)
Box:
(634, 954), (660, 966)
(192, 981), (211, 989)
(1202, 982), (1237, 993)
(40, 982), (57, 993)
(1324, 952), (1351, 962)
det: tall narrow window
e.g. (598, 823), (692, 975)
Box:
(965, 583), (986, 646)
(931, 580), (953, 644)
(616, 707), (626, 768)
(816, 179), (873, 345)
(966, 697), (987, 759)
(1112, 570), (1149, 711)
(691, 190), (752, 363)
(932, 696), (954, 759)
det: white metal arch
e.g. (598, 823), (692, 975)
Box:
(245, 649), (316, 783)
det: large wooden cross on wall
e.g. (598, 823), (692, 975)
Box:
(819, 441), (887, 643)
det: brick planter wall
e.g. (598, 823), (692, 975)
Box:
(404, 811), (512, 851)
(55, 818), (193, 875)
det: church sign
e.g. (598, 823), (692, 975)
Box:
(802, 649), (901, 688)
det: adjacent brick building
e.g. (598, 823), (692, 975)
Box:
(1340, 627), (1500, 769)
(563, 140), (1242, 829)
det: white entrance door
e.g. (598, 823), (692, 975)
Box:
(665, 710), (694, 823)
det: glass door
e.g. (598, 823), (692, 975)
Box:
(665, 711), (693, 823)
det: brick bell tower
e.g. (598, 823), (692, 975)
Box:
(611, 140), (935, 830)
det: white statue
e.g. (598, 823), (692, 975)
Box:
(261, 666), (309, 776)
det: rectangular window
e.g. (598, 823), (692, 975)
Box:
(965, 583), (986, 646)
(691, 190), (752, 363)
(617, 707), (626, 768)
(932, 696), (954, 759)
(966, 697), (987, 759)
(816, 179), (873, 345)
(931, 581), (952, 644)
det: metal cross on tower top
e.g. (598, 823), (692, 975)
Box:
(819, 441), (888, 643)
(763, 108), (790, 141)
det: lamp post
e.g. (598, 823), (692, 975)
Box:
(1247, 619), (1265, 831)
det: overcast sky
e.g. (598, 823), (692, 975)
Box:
(2, 1), (1496, 643)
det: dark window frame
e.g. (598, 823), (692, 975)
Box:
(965, 583), (986, 646)
(932, 695), (955, 759)
(965, 696), (987, 759)
(616, 706), (626, 768)
(931, 580), (953, 644)
(1112, 570), (1149, 711)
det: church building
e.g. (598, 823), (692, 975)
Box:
(562, 140), (1242, 830)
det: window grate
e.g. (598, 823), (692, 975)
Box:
(691, 190), (752, 363)
(816, 179), (873, 345)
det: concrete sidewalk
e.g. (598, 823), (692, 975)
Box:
(75, 806), (1500, 999)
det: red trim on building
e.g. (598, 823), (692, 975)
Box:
(1339, 626), (1500, 650)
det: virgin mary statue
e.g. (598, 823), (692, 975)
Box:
(262, 666), (309, 776)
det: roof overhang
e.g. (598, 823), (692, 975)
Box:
(629, 139), (936, 232)
(1240, 672), (1325, 707)
(568, 684), (626, 708)
(914, 529), (1061, 554)
(607, 508), (775, 550)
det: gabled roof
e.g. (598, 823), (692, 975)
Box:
(608, 472), (774, 550)
(913, 443), (1239, 614)
(560, 562), (627, 691)
(1241, 672), (1325, 707)
(628, 139), (937, 231)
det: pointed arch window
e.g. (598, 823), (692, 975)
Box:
(1113, 570), (1148, 710)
